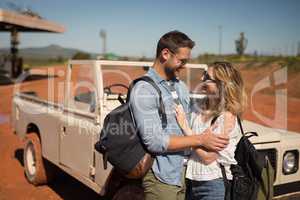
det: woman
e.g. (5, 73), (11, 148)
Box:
(175, 61), (247, 200)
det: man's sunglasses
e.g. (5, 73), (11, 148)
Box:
(169, 49), (189, 66)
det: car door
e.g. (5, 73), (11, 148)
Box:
(59, 63), (98, 178)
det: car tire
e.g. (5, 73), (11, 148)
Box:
(112, 185), (144, 200)
(23, 132), (54, 185)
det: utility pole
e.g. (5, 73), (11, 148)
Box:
(297, 41), (300, 57)
(100, 29), (107, 56)
(11, 27), (20, 78)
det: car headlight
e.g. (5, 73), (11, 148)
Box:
(282, 150), (299, 175)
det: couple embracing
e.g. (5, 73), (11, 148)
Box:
(129, 30), (246, 200)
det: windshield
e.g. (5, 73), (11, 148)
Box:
(101, 64), (206, 96)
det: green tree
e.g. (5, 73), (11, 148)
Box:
(72, 52), (91, 60)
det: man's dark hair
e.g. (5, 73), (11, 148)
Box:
(156, 30), (195, 58)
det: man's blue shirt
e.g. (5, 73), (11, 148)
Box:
(129, 67), (190, 186)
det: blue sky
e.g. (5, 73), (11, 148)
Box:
(0, 0), (300, 57)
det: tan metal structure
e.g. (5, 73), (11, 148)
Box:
(0, 9), (65, 32)
(0, 9), (65, 77)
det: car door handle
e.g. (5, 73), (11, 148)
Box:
(61, 126), (67, 137)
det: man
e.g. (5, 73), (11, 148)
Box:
(129, 30), (229, 200)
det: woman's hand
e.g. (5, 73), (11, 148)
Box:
(175, 105), (192, 135)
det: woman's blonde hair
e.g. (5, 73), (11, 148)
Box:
(209, 61), (247, 117)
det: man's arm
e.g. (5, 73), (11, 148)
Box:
(167, 130), (228, 152)
(130, 82), (228, 153)
(194, 112), (237, 165)
(174, 105), (229, 151)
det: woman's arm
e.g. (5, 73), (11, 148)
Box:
(174, 105), (230, 152)
(194, 147), (218, 165)
(175, 105), (193, 135)
(195, 112), (236, 165)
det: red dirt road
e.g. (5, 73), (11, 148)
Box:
(0, 64), (300, 199)
(0, 66), (103, 200)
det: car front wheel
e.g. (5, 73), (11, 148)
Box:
(23, 133), (54, 185)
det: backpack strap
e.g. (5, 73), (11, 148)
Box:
(220, 164), (230, 188)
(210, 116), (230, 188)
(237, 116), (258, 138)
(265, 157), (270, 200)
(126, 76), (167, 129)
(237, 116), (245, 136)
(211, 115), (219, 126)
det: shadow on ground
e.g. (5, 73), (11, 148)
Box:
(14, 148), (104, 200)
(0, 71), (57, 86)
(14, 148), (24, 167)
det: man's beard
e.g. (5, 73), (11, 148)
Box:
(164, 65), (180, 80)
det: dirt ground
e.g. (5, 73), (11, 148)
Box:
(0, 66), (104, 200)
(0, 64), (300, 199)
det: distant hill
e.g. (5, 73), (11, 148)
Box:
(0, 44), (98, 59)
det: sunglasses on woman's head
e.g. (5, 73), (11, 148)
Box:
(202, 70), (217, 83)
